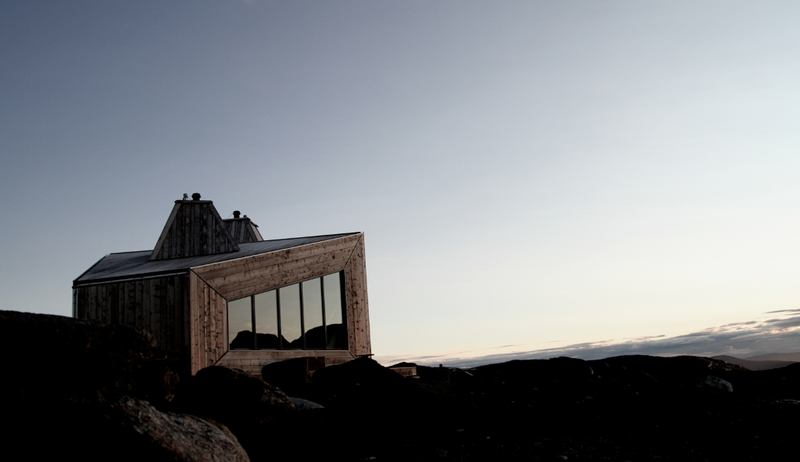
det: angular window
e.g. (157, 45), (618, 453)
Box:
(254, 291), (279, 349)
(228, 297), (254, 350)
(280, 283), (302, 349)
(228, 271), (347, 350)
(302, 279), (325, 349)
(323, 272), (347, 349)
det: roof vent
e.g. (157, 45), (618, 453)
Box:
(182, 193), (189, 200)
(233, 210), (241, 219)
(192, 193), (201, 201)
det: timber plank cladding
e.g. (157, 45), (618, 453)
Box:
(73, 194), (371, 375)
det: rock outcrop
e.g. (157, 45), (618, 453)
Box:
(108, 395), (250, 462)
(0, 310), (251, 462)
(175, 365), (295, 428)
(260, 356), (314, 396)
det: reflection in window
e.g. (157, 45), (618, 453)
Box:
(228, 272), (347, 350)
(254, 291), (279, 349)
(228, 297), (253, 349)
(302, 279), (325, 349)
(323, 273), (347, 349)
(280, 284), (302, 349)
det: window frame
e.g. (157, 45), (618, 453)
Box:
(227, 271), (347, 351)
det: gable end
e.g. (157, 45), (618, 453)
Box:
(150, 198), (239, 261)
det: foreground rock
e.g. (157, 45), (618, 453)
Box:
(0, 309), (157, 400)
(703, 374), (734, 392)
(109, 396), (250, 462)
(175, 365), (296, 428)
(260, 357), (314, 397)
(171, 366), (296, 461)
(0, 311), (251, 462)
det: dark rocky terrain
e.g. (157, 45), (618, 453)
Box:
(2, 310), (798, 461)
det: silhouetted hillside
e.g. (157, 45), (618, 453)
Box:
(746, 351), (800, 362)
(712, 354), (798, 371)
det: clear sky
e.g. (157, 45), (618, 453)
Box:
(2, 1), (799, 365)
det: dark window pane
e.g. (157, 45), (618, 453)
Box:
(254, 290), (280, 349)
(303, 279), (325, 349)
(279, 284), (302, 349)
(323, 272), (347, 349)
(228, 297), (253, 349)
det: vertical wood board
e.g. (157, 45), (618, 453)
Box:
(74, 275), (190, 355)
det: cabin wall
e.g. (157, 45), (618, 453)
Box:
(189, 233), (371, 375)
(74, 274), (191, 356)
(189, 272), (228, 372)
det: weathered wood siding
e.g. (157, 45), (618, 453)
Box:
(74, 275), (191, 355)
(223, 218), (262, 244)
(189, 272), (227, 371)
(194, 234), (360, 301)
(189, 233), (370, 374)
(344, 235), (371, 357)
(151, 200), (239, 261)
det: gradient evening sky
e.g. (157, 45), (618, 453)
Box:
(2, 1), (799, 365)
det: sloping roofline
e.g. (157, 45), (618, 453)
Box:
(74, 232), (360, 287)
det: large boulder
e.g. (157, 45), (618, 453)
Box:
(0, 310), (157, 400)
(260, 357), (314, 397)
(176, 366), (295, 429)
(0, 311), (249, 461)
(311, 357), (404, 389)
(5, 394), (252, 462)
(174, 366), (297, 461)
(308, 357), (407, 409)
(107, 395), (250, 462)
(703, 375), (734, 393)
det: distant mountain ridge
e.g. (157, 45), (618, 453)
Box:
(712, 353), (799, 371)
(744, 352), (800, 361)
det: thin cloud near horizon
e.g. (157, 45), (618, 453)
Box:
(376, 309), (800, 368)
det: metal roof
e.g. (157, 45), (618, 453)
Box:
(74, 232), (359, 286)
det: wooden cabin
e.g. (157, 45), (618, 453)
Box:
(73, 193), (370, 375)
